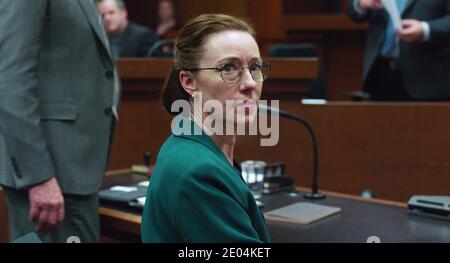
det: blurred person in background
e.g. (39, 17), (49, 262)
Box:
(348, 0), (450, 101)
(156, 0), (178, 38)
(97, 0), (158, 58)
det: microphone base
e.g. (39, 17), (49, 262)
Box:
(303, 192), (326, 200)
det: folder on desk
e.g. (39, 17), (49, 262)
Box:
(265, 202), (341, 225)
(99, 184), (148, 210)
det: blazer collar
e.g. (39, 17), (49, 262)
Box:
(173, 117), (236, 169)
(77, 0), (113, 61)
(173, 117), (248, 183)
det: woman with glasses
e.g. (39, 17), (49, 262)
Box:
(141, 13), (271, 243)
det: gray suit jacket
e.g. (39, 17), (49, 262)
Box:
(349, 0), (450, 100)
(0, 0), (118, 195)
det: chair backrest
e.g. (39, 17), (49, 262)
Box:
(269, 43), (326, 99)
(269, 43), (318, 58)
(146, 39), (175, 57)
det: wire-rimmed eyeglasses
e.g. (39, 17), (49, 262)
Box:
(185, 62), (271, 85)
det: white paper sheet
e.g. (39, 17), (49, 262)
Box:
(381, 0), (402, 29)
(137, 197), (146, 207)
(110, 186), (138, 192)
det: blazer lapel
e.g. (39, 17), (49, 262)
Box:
(77, 0), (113, 60)
(403, 0), (417, 14)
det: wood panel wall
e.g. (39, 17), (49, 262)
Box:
(235, 102), (450, 202)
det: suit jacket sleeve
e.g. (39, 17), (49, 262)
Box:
(0, 0), (55, 188)
(427, 0), (450, 44)
(174, 163), (264, 243)
(348, 0), (371, 23)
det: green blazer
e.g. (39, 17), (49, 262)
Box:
(141, 119), (270, 243)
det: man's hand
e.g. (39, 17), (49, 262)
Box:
(396, 19), (423, 42)
(28, 177), (65, 233)
(358, 0), (384, 10)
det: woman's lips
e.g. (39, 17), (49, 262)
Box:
(235, 100), (256, 109)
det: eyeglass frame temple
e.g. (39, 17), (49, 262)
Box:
(185, 63), (271, 82)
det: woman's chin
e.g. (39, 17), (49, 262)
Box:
(234, 112), (257, 126)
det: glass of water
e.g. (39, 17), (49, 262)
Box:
(241, 160), (266, 200)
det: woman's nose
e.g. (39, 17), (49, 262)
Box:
(239, 69), (258, 91)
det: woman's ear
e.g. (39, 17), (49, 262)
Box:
(179, 70), (196, 96)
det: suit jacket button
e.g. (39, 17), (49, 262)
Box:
(105, 70), (114, 79)
(104, 107), (112, 115)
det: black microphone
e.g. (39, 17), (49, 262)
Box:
(258, 104), (326, 200)
(144, 151), (152, 167)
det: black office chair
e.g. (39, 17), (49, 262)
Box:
(269, 43), (327, 100)
(146, 39), (175, 57)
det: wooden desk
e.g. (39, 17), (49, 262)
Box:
(100, 170), (143, 242)
(99, 171), (450, 243)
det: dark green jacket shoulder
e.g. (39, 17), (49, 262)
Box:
(141, 124), (270, 243)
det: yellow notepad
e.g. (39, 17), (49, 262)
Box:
(265, 202), (341, 225)
(131, 165), (148, 174)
